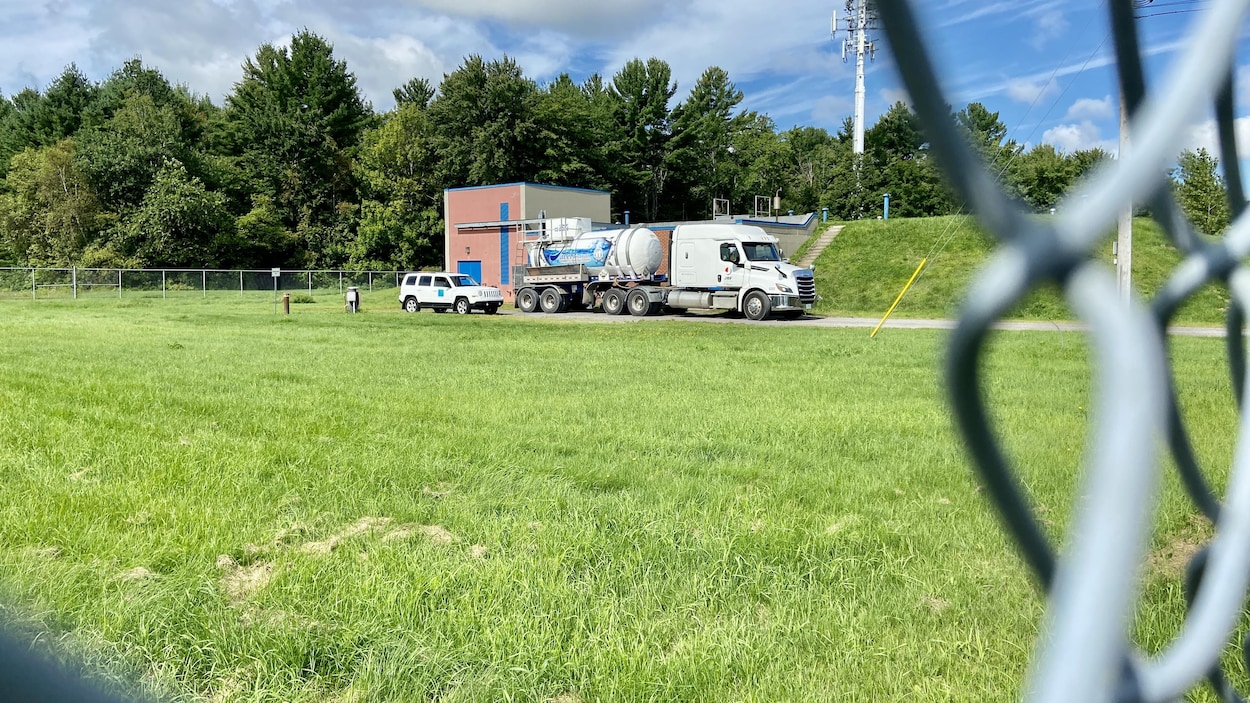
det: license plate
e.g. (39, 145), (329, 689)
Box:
(805, 304), (812, 310)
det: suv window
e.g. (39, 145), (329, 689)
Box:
(418, 275), (432, 286)
(404, 275), (418, 286)
(434, 277), (451, 288)
(452, 275), (476, 286)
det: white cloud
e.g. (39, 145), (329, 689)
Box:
(811, 95), (852, 125)
(1005, 77), (1057, 104)
(880, 87), (910, 107)
(1031, 8), (1068, 50)
(1183, 117), (1250, 158)
(1043, 120), (1116, 154)
(1066, 95), (1114, 121)
(404, 0), (680, 38)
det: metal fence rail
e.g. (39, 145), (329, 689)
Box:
(0, 267), (401, 300)
(877, 1), (1250, 701)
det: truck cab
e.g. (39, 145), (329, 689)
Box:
(670, 224), (816, 319)
(399, 272), (503, 314)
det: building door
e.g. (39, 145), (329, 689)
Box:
(457, 260), (483, 285)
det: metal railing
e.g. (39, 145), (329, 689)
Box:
(878, 1), (1250, 701)
(0, 267), (402, 300)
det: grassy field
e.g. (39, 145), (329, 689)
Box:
(0, 295), (1239, 702)
(810, 216), (1230, 325)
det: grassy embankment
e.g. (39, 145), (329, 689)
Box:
(809, 216), (1229, 325)
(0, 297), (1239, 701)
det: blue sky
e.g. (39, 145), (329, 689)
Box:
(0, 0), (1244, 158)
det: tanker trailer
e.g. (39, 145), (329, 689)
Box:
(513, 219), (815, 320)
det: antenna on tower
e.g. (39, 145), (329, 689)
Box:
(834, 0), (879, 156)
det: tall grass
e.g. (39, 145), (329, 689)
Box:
(0, 297), (1237, 701)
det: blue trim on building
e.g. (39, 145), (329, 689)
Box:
(444, 182), (610, 195)
(499, 202), (511, 285)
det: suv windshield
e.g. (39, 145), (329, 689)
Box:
(742, 243), (781, 262)
(452, 275), (477, 286)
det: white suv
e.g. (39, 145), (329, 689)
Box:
(399, 272), (503, 315)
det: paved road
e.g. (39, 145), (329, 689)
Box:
(487, 308), (1231, 337)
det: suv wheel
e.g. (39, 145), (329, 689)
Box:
(403, 296), (419, 313)
(454, 297), (470, 315)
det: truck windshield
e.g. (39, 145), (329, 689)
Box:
(742, 243), (781, 262)
(452, 275), (478, 286)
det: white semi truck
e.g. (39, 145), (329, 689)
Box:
(512, 218), (816, 320)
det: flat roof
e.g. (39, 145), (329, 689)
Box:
(444, 182), (611, 195)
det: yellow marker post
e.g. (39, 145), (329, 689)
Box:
(871, 258), (928, 338)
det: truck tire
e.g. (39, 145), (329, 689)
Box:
(454, 297), (470, 315)
(743, 290), (771, 321)
(602, 288), (627, 315)
(627, 288), (652, 317)
(403, 296), (420, 313)
(516, 288), (539, 313)
(539, 287), (565, 314)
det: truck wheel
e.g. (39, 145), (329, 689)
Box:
(454, 297), (470, 315)
(403, 296), (419, 313)
(539, 287), (565, 313)
(602, 288), (626, 315)
(743, 291), (771, 321)
(627, 288), (651, 317)
(516, 288), (539, 313)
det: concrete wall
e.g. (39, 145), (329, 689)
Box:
(520, 184), (610, 223)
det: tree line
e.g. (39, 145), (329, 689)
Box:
(0, 30), (1231, 270)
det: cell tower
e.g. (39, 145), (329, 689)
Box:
(832, 0), (879, 155)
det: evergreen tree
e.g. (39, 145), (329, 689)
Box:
(610, 58), (676, 221)
(668, 66), (746, 220)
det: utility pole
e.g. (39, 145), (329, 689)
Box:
(833, 0), (878, 155)
(1117, 88), (1132, 304)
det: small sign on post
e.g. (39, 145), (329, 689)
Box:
(271, 268), (280, 313)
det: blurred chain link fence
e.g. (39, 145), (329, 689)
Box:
(876, 0), (1250, 701)
(0, 267), (401, 300)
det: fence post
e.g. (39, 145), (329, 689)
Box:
(369, 272), (373, 292)
(339, 272), (343, 294)
(72, 267), (77, 300)
(118, 269), (122, 299)
(31, 268), (35, 300)
(203, 270), (206, 298)
(307, 271), (312, 295)
(162, 270), (166, 299)
(239, 270), (243, 296)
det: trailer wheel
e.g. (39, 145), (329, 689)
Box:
(516, 288), (539, 313)
(743, 290), (771, 321)
(602, 288), (627, 315)
(627, 288), (652, 317)
(539, 287), (565, 314)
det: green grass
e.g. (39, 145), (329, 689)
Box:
(812, 216), (1230, 325)
(0, 296), (1239, 701)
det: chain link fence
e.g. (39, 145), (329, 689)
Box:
(878, 1), (1250, 701)
(0, 267), (401, 300)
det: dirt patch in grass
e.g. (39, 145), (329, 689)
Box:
(469, 544), (488, 559)
(301, 517), (393, 555)
(217, 555), (273, 604)
(382, 524), (457, 546)
(1148, 534), (1206, 579)
(923, 595), (951, 614)
(119, 566), (156, 582)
